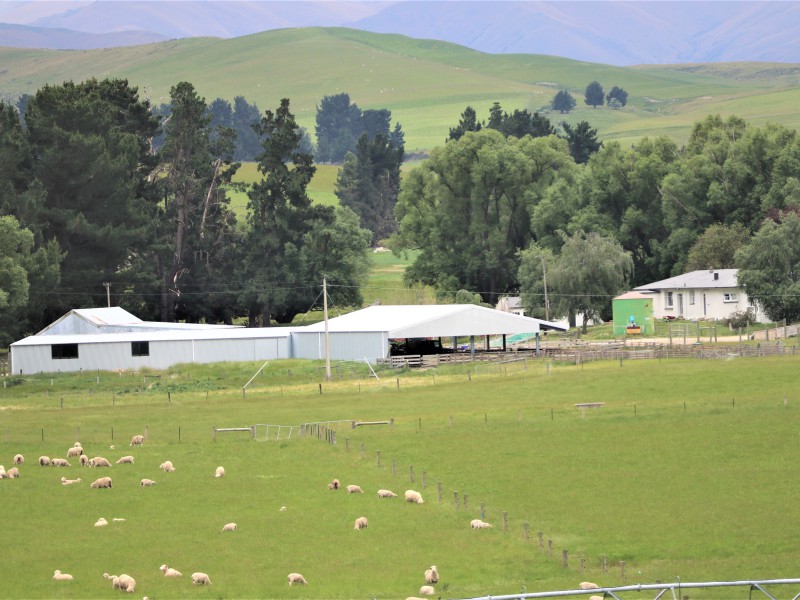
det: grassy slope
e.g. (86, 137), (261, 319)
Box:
(1, 356), (800, 598)
(2, 28), (799, 153)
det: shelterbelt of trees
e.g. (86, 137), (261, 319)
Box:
(2, 77), (800, 346)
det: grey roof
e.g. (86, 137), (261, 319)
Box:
(37, 307), (240, 335)
(634, 269), (739, 291)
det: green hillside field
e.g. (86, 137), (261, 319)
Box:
(1, 355), (799, 598)
(2, 28), (800, 153)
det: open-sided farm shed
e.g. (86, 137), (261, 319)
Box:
(293, 304), (566, 362)
(9, 304), (566, 374)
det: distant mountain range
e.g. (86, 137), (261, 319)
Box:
(1, 1), (799, 66)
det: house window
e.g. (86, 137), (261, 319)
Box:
(51, 344), (79, 359)
(665, 291), (674, 308)
(689, 290), (695, 305)
(131, 341), (150, 357)
(723, 293), (738, 303)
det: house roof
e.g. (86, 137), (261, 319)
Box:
(634, 269), (739, 292)
(299, 304), (567, 338)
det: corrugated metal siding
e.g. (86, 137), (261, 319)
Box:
(292, 331), (389, 362)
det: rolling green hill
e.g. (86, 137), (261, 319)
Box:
(2, 27), (799, 153)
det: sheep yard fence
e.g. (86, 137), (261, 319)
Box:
(459, 578), (800, 600)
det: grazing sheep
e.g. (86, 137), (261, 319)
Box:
(73, 442), (82, 448)
(88, 457), (111, 467)
(419, 585), (435, 595)
(79, 455), (89, 466)
(7, 467), (19, 479)
(51, 458), (71, 467)
(287, 572), (307, 585)
(130, 434), (144, 446)
(580, 582), (600, 590)
(346, 484), (363, 494)
(115, 456), (134, 464)
(406, 597), (426, 600)
(160, 565), (182, 577)
(52, 570), (73, 581)
(354, 516), (368, 530)
(13, 453), (23, 465)
(424, 565), (439, 585)
(95, 518), (108, 527)
(39, 456), (51, 466)
(215, 466), (225, 478)
(280, 506), (287, 512)
(221, 522), (237, 532)
(377, 489), (397, 498)
(61, 477), (81, 485)
(66, 446), (83, 458)
(589, 596), (604, 600)
(405, 490), (424, 504)
(90, 476), (113, 489)
(327, 478), (340, 490)
(116, 574), (135, 593)
(113, 518), (126, 522)
(140, 478), (157, 487)
(191, 572), (211, 585)
(159, 460), (175, 472)
(470, 519), (492, 529)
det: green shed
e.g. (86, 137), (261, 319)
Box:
(613, 291), (654, 336)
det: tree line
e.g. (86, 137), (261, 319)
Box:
(395, 113), (800, 329)
(0, 80), (381, 345)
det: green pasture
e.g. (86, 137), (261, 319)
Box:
(1, 355), (800, 598)
(2, 28), (799, 153)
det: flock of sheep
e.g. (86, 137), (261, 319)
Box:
(6, 434), (222, 594)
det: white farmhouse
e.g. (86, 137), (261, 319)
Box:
(633, 269), (768, 323)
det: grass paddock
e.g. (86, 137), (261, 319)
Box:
(1, 355), (799, 598)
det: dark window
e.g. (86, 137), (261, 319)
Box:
(131, 341), (150, 357)
(51, 344), (79, 359)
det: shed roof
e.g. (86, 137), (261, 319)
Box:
(634, 269), (739, 292)
(614, 291), (652, 300)
(300, 304), (566, 338)
(37, 307), (240, 335)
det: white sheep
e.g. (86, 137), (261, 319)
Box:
(90, 476), (113, 489)
(159, 460), (175, 472)
(419, 585), (435, 595)
(215, 466), (225, 478)
(346, 484), (363, 494)
(88, 456), (111, 467)
(589, 596), (604, 600)
(116, 574), (135, 593)
(580, 582), (600, 590)
(470, 519), (492, 529)
(13, 453), (23, 465)
(130, 434), (144, 446)
(115, 456), (134, 464)
(66, 446), (83, 458)
(140, 478), (157, 487)
(113, 518), (126, 522)
(377, 489), (397, 498)
(7, 467), (19, 479)
(39, 456), (51, 466)
(51, 458), (71, 467)
(354, 516), (368, 530)
(191, 572), (211, 585)
(52, 569), (73, 581)
(160, 564), (182, 577)
(61, 477), (81, 485)
(405, 490), (424, 504)
(287, 572), (307, 585)
(327, 478), (340, 490)
(221, 522), (237, 532)
(424, 565), (439, 585)
(95, 517), (108, 527)
(73, 442), (82, 448)
(79, 455), (89, 466)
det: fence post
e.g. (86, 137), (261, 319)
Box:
(212, 426), (216, 442)
(409, 465), (414, 482)
(392, 459), (396, 476)
(376, 450), (381, 467)
(422, 470), (427, 489)
(453, 491), (458, 509)
(437, 481), (442, 502)
(620, 560), (626, 580)
(562, 549), (568, 568)
(523, 522), (529, 542)
(538, 531), (543, 548)
(503, 511), (508, 531)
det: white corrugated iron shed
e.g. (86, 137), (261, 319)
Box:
(38, 307), (238, 335)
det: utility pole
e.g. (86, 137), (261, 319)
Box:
(323, 277), (332, 382)
(541, 256), (550, 321)
(103, 282), (111, 308)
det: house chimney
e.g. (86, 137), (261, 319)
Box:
(714, 272), (719, 281)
